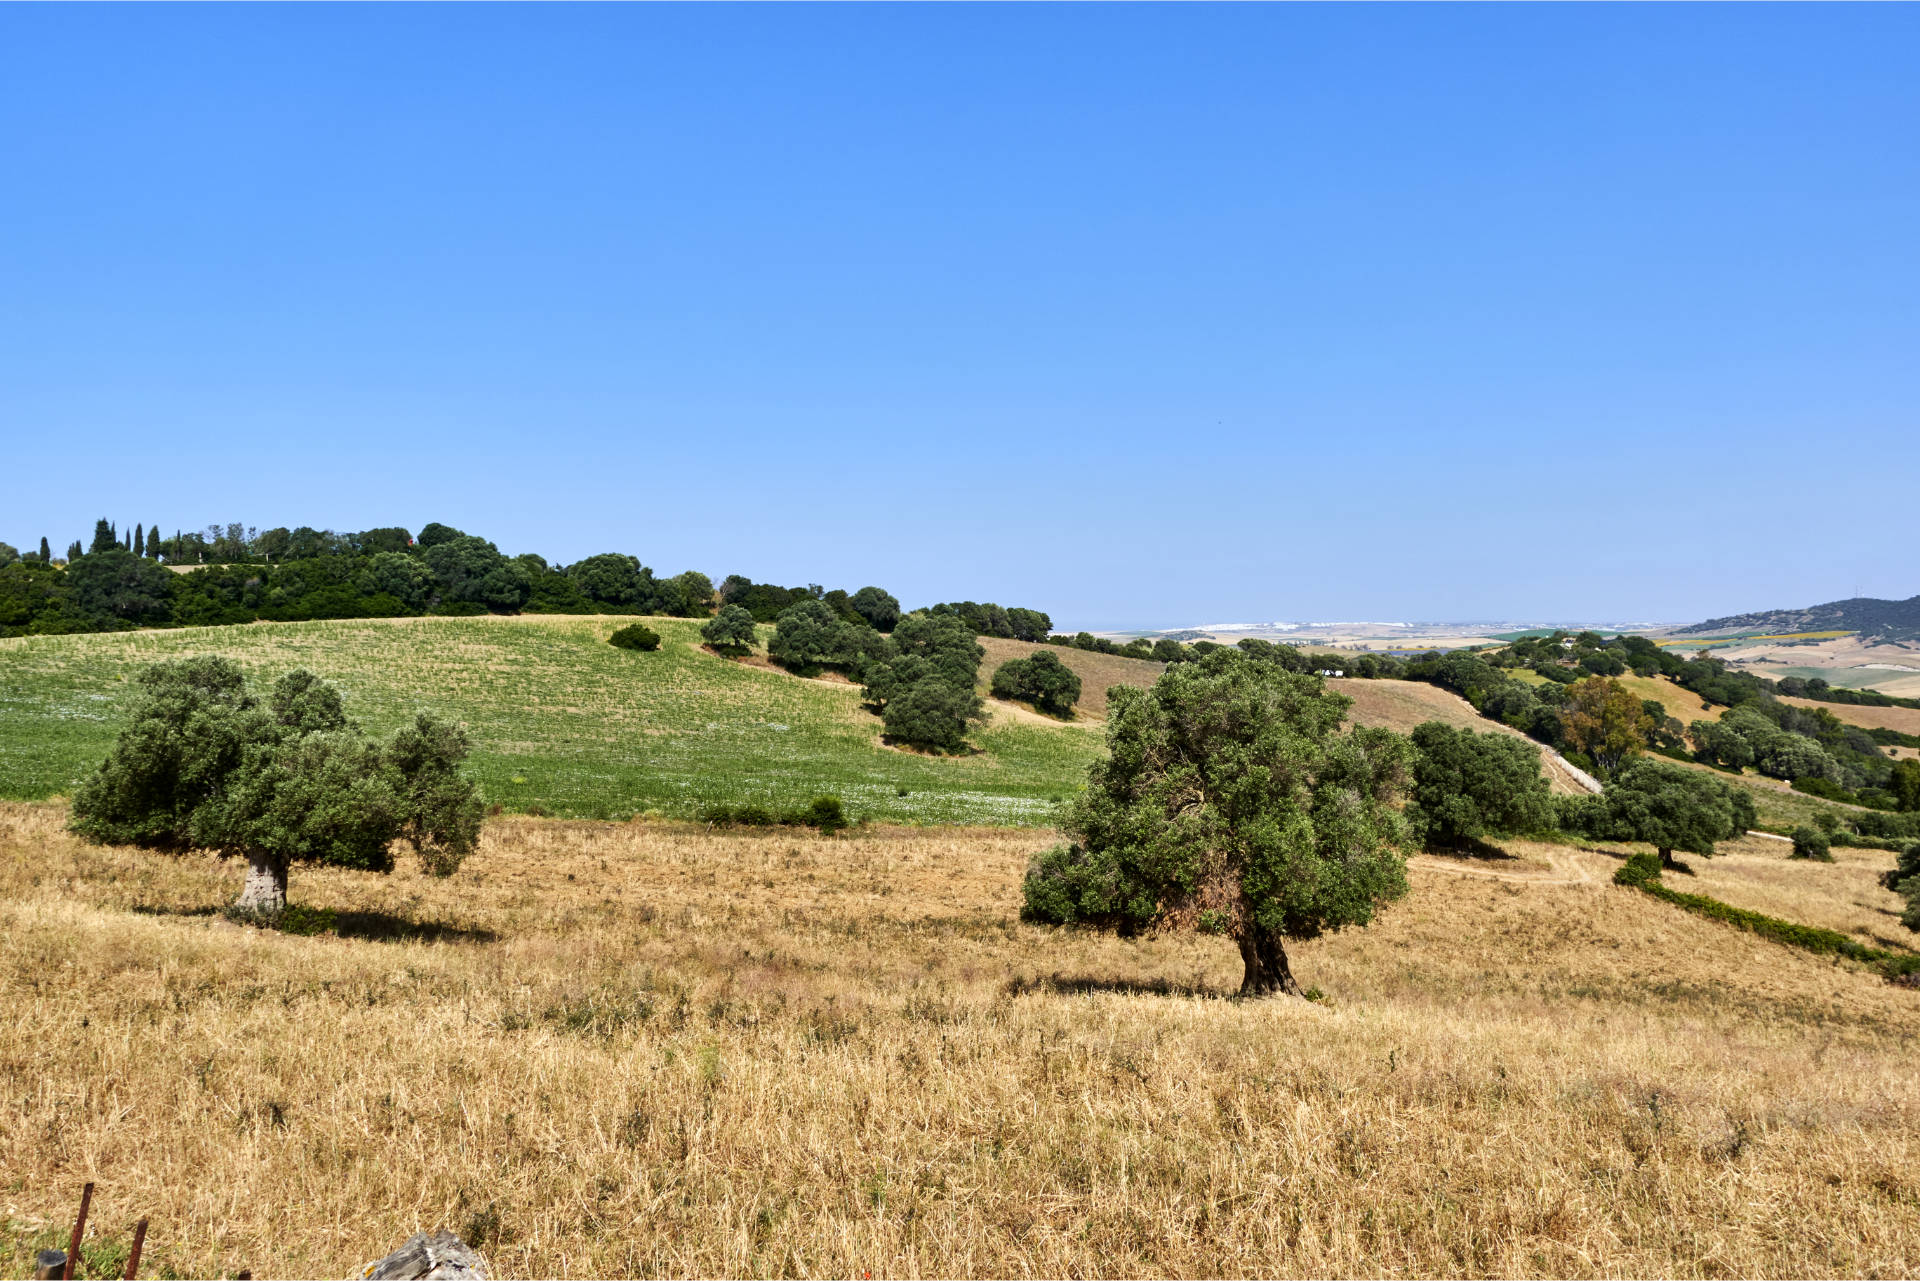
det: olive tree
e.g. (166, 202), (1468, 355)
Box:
(1021, 651), (1412, 996)
(1407, 721), (1554, 849)
(1601, 758), (1755, 869)
(990, 650), (1082, 717)
(702, 604), (758, 653)
(69, 658), (482, 915)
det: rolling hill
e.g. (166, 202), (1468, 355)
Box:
(1677, 593), (1920, 642)
(0, 615), (1107, 825)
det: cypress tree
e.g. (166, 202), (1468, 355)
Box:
(133, 523), (144, 556)
(146, 526), (161, 559)
(90, 519), (115, 554)
(67, 541), (83, 563)
(39, 537), (51, 562)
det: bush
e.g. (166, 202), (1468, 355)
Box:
(609, 623), (661, 651)
(700, 796), (848, 833)
(1790, 825), (1833, 862)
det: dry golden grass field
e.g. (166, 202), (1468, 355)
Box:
(1611, 675), (1726, 727)
(5, 802), (1918, 1279)
(1779, 696), (1920, 738)
(973, 640), (1164, 721)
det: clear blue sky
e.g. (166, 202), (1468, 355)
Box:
(3, 6), (1914, 629)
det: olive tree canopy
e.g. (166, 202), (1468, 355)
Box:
(1021, 650), (1412, 996)
(1600, 757), (1756, 869)
(69, 657), (482, 914)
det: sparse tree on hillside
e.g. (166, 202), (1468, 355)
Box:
(1562, 677), (1655, 778)
(69, 658), (481, 914)
(702, 604), (758, 654)
(990, 650), (1082, 717)
(609, 623), (661, 651)
(1021, 650), (1412, 996)
(1407, 721), (1554, 849)
(1601, 758), (1755, 869)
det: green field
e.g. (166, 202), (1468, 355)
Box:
(0, 615), (1104, 825)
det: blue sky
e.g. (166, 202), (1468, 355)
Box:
(3, 6), (1914, 629)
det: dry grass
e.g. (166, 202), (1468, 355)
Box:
(1327, 679), (1592, 795)
(1779, 696), (1920, 737)
(1611, 674), (1726, 727)
(6, 803), (1920, 1278)
(974, 640), (1164, 721)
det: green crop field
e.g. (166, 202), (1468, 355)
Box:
(0, 615), (1106, 826)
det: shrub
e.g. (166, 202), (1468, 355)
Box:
(609, 623), (661, 651)
(1790, 825), (1832, 862)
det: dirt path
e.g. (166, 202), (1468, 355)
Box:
(1409, 848), (1596, 887)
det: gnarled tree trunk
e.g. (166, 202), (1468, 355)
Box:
(235, 849), (288, 915)
(1237, 927), (1303, 998)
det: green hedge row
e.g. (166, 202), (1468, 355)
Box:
(1612, 852), (1919, 982)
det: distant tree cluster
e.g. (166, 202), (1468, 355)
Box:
(926, 601), (1052, 643)
(719, 578), (900, 630)
(1, 519), (716, 638)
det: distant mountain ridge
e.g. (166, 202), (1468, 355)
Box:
(1677, 594), (1920, 642)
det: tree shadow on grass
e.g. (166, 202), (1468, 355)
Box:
(129, 902), (498, 944)
(1423, 837), (1523, 863)
(1003, 972), (1222, 1000)
(329, 910), (499, 944)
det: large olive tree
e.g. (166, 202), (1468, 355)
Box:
(1021, 650), (1413, 996)
(69, 658), (482, 914)
(1601, 758), (1756, 869)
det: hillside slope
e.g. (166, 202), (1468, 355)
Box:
(1678, 593), (1920, 642)
(0, 615), (1102, 825)
(974, 638), (1163, 720)
(1329, 678), (1595, 795)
